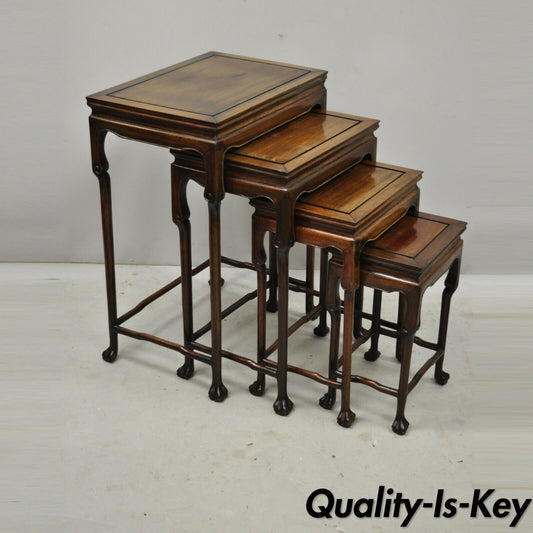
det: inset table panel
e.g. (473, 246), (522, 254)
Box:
(111, 54), (309, 116)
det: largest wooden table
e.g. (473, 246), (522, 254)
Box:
(87, 52), (327, 401)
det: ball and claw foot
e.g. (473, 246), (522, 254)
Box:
(102, 346), (117, 363)
(319, 392), (336, 410)
(364, 348), (381, 362)
(313, 323), (330, 337)
(177, 360), (194, 380)
(392, 415), (409, 435)
(337, 409), (356, 428)
(435, 370), (450, 386)
(208, 382), (228, 403)
(249, 378), (266, 397)
(273, 396), (294, 416)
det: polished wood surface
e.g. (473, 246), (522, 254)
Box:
(87, 51), (327, 137)
(297, 161), (421, 226)
(363, 212), (467, 276)
(368, 215), (446, 257)
(175, 109), (378, 198)
(229, 111), (377, 175)
(110, 54), (309, 116)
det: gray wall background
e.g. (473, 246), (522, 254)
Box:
(1, 1), (531, 273)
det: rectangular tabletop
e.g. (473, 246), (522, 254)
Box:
(87, 51), (327, 139)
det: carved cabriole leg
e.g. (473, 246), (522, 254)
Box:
(273, 241), (293, 415)
(204, 145), (228, 402)
(249, 217), (268, 397)
(314, 248), (330, 337)
(90, 120), (118, 363)
(435, 255), (461, 385)
(305, 246), (315, 314)
(319, 258), (341, 410)
(364, 289), (382, 361)
(336, 246), (359, 428)
(272, 196), (296, 416)
(392, 288), (422, 435)
(266, 232), (278, 312)
(171, 164), (194, 379)
(338, 288), (356, 428)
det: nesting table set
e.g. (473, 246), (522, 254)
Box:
(87, 52), (465, 434)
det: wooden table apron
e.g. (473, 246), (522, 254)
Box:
(87, 52), (326, 402)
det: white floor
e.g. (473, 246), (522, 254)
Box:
(1, 264), (532, 532)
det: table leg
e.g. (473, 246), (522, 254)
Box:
(202, 145), (228, 402)
(98, 172), (119, 363)
(206, 198), (228, 402)
(319, 257), (341, 409)
(434, 256), (461, 385)
(249, 217), (268, 396)
(392, 289), (421, 435)
(273, 242), (294, 415)
(90, 123), (118, 363)
(171, 165), (194, 379)
(338, 288), (356, 428)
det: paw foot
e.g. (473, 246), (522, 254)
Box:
(208, 382), (228, 402)
(273, 396), (293, 416)
(435, 370), (450, 386)
(392, 415), (409, 435)
(337, 409), (356, 428)
(249, 379), (265, 397)
(313, 323), (330, 337)
(364, 348), (381, 362)
(102, 346), (117, 363)
(319, 392), (336, 410)
(177, 360), (194, 380)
